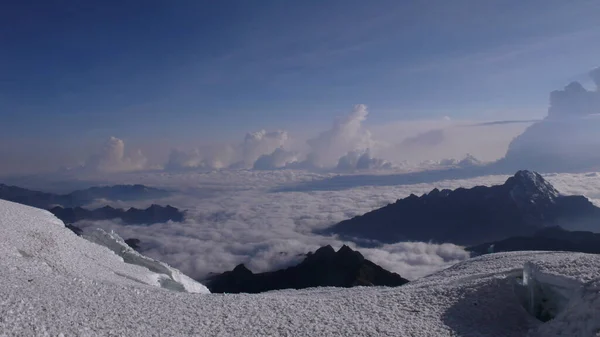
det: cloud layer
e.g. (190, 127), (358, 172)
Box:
(50, 163), (600, 282)
(73, 170), (518, 281)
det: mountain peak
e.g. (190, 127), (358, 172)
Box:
(232, 264), (253, 275)
(505, 170), (559, 205)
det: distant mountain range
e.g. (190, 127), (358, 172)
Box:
(328, 170), (600, 246)
(205, 245), (408, 293)
(50, 204), (185, 225)
(0, 183), (170, 209)
(0, 183), (182, 225)
(468, 226), (600, 255)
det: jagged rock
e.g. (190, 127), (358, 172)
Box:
(328, 170), (600, 245)
(124, 238), (141, 251)
(204, 245), (408, 293)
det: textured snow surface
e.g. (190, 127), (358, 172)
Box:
(1, 199), (600, 336)
(83, 228), (209, 293)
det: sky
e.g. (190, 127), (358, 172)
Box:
(1, 0), (600, 174)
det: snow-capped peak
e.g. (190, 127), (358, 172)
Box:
(506, 170), (559, 206)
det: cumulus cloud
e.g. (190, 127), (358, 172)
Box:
(336, 150), (393, 171)
(83, 137), (147, 172)
(253, 147), (300, 170)
(240, 130), (289, 167)
(500, 67), (600, 172)
(165, 149), (204, 170)
(166, 130), (290, 171)
(165, 144), (237, 171)
(437, 154), (482, 168)
(304, 104), (378, 168)
(162, 105), (398, 172)
(548, 68), (600, 118)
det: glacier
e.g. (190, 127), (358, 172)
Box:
(0, 198), (599, 336)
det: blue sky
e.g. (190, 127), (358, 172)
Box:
(1, 0), (600, 164)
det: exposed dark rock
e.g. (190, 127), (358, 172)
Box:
(124, 238), (141, 251)
(49, 204), (184, 225)
(204, 245), (408, 294)
(65, 224), (83, 236)
(328, 170), (600, 246)
(67, 185), (170, 206)
(468, 226), (600, 255)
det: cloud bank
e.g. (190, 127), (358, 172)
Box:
(336, 150), (393, 171)
(163, 104), (396, 172)
(303, 104), (378, 168)
(253, 147), (300, 170)
(166, 130), (291, 171)
(501, 67), (600, 172)
(82, 137), (148, 173)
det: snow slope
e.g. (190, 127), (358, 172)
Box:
(0, 199), (209, 294)
(83, 228), (209, 293)
(1, 199), (599, 336)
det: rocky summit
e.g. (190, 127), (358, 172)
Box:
(204, 245), (408, 293)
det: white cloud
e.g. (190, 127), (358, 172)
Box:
(165, 130), (290, 171)
(150, 104), (530, 174)
(83, 137), (147, 173)
(57, 166), (600, 282)
(70, 170), (519, 281)
(500, 67), (600, 172)
(434, 154), (483, 168)
(548, 68), (600, 118)
(253, 147), (300, 170)
(241, 130), (289, 167)
(336, 150), (393, 171)
(304, 104), (378, 168)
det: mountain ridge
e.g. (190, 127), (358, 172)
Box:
(204, 244), (408, 293)
(328, 170), (600, 246)
(50, 204), (184, 225)
(0, 183), (170, 209)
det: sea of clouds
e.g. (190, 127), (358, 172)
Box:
(71, 169), (600, 282)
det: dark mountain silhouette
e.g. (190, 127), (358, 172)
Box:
(204, 245), (408, 294)
(0, 184), (67, 209)
(0, 183), (170, 209)
(328, 170), (600, 246)
(468, 226), (600, 255)
(49, 204), (184, 225)
(66, 185), (170, 205)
